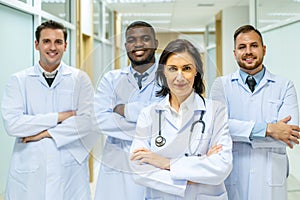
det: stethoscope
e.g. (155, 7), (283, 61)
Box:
(155, 103), (206, 156)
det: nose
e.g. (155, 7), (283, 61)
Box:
(134, 38), (145, 48)
(49, 42), (56, 50)
(175, 70), (184, 80)
(245, 45), (252, 54)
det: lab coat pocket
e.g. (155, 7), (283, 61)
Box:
(57, 89), (74, 111)
(13, 143), (39, 173)
(145, 198), (163, 200)
(267, 152), (287, 186)
(266, 99), (282, 122)
(196, 192), (227, 200)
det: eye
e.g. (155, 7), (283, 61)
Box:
(142, 36), (151, 42)
(43, 39), (50, 44)
(183, 65), (193, 71)
(237, 45), (246, 50)
(126, 37), (135, 43)
(55, 40), (64, 45)
(167, 66), (177, 72)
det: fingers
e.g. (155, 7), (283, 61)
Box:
(280, 115), (291, 123)
(132, 147), (149, 154)
(130, 148), (149, 160)
(207, 144), (222, 156)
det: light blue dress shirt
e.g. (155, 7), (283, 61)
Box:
(239, 67), (267, 138)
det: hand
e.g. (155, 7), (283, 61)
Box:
(266, 116), (300, 148)
(58, 110), (76, 123)
(207, 144), (222, 156)
(22, 130), (51, 143)
(130, 148), (170, 170)
(113, 104), (125, 117)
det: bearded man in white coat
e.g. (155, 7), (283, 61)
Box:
(210, 24), (300, 200)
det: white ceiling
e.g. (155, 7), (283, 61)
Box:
(104, 0), (300, 32)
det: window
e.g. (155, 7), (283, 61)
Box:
(41, 0), (71, 22)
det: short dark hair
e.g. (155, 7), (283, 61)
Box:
(156, 39), (205, 97)
(35, 20), (67, 42)
(125, 21), (156, 39)
(234, 25), (263, 47)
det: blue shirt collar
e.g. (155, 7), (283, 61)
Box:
(239, 66), (266, 86)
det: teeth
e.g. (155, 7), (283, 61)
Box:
(134, 50), (144, 56)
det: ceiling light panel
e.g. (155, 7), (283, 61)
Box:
(106, 0), (175, 3)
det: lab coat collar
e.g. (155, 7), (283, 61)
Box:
(155, 92), (206, 112)
(30, 62), (73, 88)
(123, 62), (158, 90)
(232, 67), (276, 93)
(155, 92), (206, 131)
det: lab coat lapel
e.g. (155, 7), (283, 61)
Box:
(254, 69), (275, 93)
(155, 99), (178, 131)
(51, 63), (72, 88)
(31, 65), (49, 88)
(232, 71), (250, 92)
(180, 93), (205, 132)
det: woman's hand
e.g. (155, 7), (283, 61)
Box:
(207, 144), (222, 156)
(131, 148), (170, 170)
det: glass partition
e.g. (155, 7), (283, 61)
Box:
(256, 0), (300, 29)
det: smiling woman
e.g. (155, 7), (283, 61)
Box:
(129, 39), (233, 200)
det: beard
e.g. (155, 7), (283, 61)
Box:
(128, 51), (156, 66)
(237, 56), (264, 72)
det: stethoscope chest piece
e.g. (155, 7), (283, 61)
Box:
(155, 135), (166, 147)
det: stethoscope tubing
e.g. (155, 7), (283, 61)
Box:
(155, 100), (206, 156)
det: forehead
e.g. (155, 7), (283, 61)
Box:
(166, 52), (195, 65)
(40, 28), (64, 39)
(235, 31), (261, 44)
(126, 26), (154, 38)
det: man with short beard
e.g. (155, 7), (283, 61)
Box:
(94, 21), (161, 200)
(210, 24), (300, 200)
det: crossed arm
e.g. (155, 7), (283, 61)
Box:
(266, 115), (300, 148)
(22, 110), (76, 143)
(130, 144), (223, 170)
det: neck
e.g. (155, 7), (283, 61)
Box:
(169, 95), (187, 112)
(40, 61), (60, 73)
(133, 62), (154, 74)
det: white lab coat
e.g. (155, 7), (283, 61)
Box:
(210, 69), (299, 200)
(130, 92), (232, 200)
(1, 62), (98, 200)
(94, 64), (162, 200)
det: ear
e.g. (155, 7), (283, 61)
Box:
(154, 39), (159, 50)
(64, 41), (68, 51)
(34, 40), (39, 50)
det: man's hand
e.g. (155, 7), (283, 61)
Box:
(58, 110), (76, 123)
(130, 148), (170, 170)
(266, 116), (300, 148)
(113, 104), (125, 117)
(22, 130), (51, 143)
